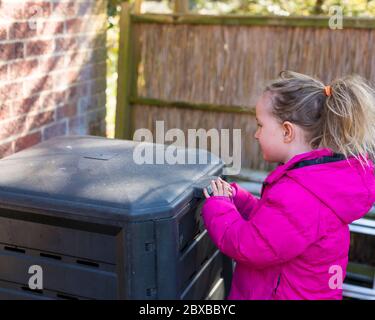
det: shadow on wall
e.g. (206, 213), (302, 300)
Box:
(0, 0), (108, 159)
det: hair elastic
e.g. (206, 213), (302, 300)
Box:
(324, 85), (332, 97)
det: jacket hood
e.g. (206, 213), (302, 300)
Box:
(265, 148), (375, 224)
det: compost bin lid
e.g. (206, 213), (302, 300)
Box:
(0, 135), (224, 221)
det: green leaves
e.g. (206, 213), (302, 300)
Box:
(107, 0), (129, 18)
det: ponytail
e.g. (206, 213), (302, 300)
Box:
(323, 75), (375, 168)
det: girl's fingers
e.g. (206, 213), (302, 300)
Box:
(208, 178), (232, 198)
(216, 178), (224, 195)
(211, 180), (218, 196)
(219, 177), (229, 185)
(219, 177), (231, 189)
(218, 177), (228, 187)
(226, 187), (232, 197)
(203, 188), (210, 199)
(222, 180), (233, 197)
(224, 185), (231, 197)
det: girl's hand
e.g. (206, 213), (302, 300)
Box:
(203, 177), (233, 199)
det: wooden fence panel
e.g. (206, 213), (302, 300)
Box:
(116, 13), (375, 172)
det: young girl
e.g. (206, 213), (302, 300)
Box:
(202, 71), (375, 300)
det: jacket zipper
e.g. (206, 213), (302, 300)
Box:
(260, 181), (269, 198)
(273, 274), (281, 295)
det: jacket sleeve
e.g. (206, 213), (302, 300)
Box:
(201, 181), (321, 269)
(230, 182), (259, 220)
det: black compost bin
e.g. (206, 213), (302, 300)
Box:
(0, 135), (232, 300)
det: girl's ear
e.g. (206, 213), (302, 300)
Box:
(282, 121), (294, 143)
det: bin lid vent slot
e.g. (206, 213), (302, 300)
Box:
(83, 153), (119, 161)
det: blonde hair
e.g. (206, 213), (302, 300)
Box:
(264, 70), (375, 168)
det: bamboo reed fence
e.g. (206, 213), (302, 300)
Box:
(116, 2), (375, 172)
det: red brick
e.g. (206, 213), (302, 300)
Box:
(65, 84), (90, 102)
(57, 102), (77, 120)
(84, 95), (104, 112)
(91, 78), (106, 94)
(53, 91), (67, 106)
(94, 34), (106, 49)
(27, 110), (54, 131)
(14, 131), (41, 152)
(79, 65), (94, 82)
(9, 22), (37, 40)
(0, 2), (24, 20)
(38, 21), (64, 36)
(40, 92), (66, 109)
(26, 40), (53, 57)
(0, 116), (25, 140)
(0, 82), (22, 101)
(88, 94), (105, 112)
(78, 35), (106, 50)
(78, 83), (90, 96)
(12, 96), (43, 117)
(91, 48), (107, 63)
(23, 75), (53, 96)
(65, 86), (78, 101)
(66, 18), (83, 34)
(0, 64), (8, 81)
(0, 101), (11, 120)
(65, 51), (90, 67)
(24, 2), (52, 19)
(69, 115), (85, 135)
(0, 141), (14, 159)
(40, 92), (55, 108)
(0, 43), (24, 60)
(0, 24), (7, 40)
(55, 37), (77, 52)
(0, 0), (107, 142)
(93, 62), (106, 79)
(39, 55), (66, 74)
(89, 16), (106, 34)
(9, 59), (38, 78)
(54, 69), (80, 89)
(88, 109), (106, 136)
(77, 97), (88, 114)
(96, 93), (106, 108)
(52, 2), (78, 17)
(78, 2), (93, 16)
(43, 121), (67, 140)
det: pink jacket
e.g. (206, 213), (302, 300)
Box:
(201, 148), (375, 300)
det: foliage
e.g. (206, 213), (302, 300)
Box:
(108, 0), (127, 18)
(221, 0), (375, 16)
(107, 1), (375, 18)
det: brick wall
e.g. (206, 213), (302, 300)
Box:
(0, 0), (107, 158)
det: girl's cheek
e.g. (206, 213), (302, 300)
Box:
(255, 126), (262, 139)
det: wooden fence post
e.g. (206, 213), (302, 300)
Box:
(134, 0), (142, 14)
(115, 2), (133, 140)
(174, 0), (189, 14)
